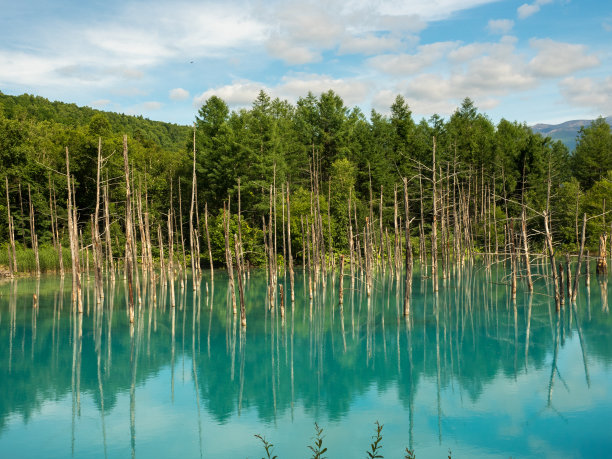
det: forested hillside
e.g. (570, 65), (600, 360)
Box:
(1, 90), (611, 272)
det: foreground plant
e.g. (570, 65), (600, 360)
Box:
(366, 421), (384, 458)
(255, 434), (277, 459)
(308, 422), (327, 459)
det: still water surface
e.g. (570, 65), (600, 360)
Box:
(0, 265), (611, 458)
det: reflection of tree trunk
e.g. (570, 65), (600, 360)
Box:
(513, 302), (518, 379)
(600, 277), (608, 312)
(130, 323), (137, 459)
(572, 303), (591, 388)
(192, 291), (204, 459)
(435, 294), (442, 445)
(525, 294), (533, 370)
(171, 305), (175, 401)
(407, 309), (415, 452)
(547, 314), (560, 407)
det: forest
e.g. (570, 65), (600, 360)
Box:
(0, 89), (611, 280)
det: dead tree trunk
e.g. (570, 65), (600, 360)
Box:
(205, 203), (214, 278)
(596, 234), (608, 275)
(189, 127), (198, 289)
(122, 137), (135, 321)
(286, 182), (294, 302)
(66, 148), (83, 313)
(571, 214), (587, 302)
(544, 211), (560, 311)
(234, 235), (246, 327)
(5, 177), (17, 274)
(28, 185), (40, 276)
(224, 202), (237, 314)
(403, 177), (413, 316)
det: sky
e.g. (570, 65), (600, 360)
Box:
(1, 0), (611, 126)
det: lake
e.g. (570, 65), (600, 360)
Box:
(0, 264), (611, 458)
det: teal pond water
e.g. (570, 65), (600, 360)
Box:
(0, 265), (611, 458)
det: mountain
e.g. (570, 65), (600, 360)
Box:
(531, 116), (612, 151)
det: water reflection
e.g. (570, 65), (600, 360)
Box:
(0, 266), (611, 458)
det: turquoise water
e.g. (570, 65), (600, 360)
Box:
(0, 265), (611, 458)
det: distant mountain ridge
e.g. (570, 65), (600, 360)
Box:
(531, 116), (612, 151)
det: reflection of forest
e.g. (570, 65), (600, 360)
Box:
(0, 267), (610, 434)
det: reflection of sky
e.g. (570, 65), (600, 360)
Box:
(1, 273), (612, 458)
(2, 340), (611, 459)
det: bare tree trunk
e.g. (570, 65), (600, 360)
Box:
(28, 185), (40, 276)
(177, 179), (187, 288)
(339, 254), (344, 307)
(5, 177), (17, 274)
(158, 224), (165, 283)
(286, 182), (294, 302)
(596, 234), (608, 275)
(122, 137), (135, 322)
(189, 127), (198, 289)
(571, 214), (587, 302)
(544, 211), (560, 311)
(238, 178), (245, 275)
(521, 208), (533, 292)
(93, 138), (104, 295)
(167, 210), (175, 309)
(204, 203), (214, 278)
(431, 137), (438, 292)
(104, 181), (114, 282)
(224, 202), (236, 314)
(403, 177), (413, 316)
(53, 180), (64, 277)
(49, 174), (57, 251)
(234, 235), (246, 327)
(66, 149), (83, 313)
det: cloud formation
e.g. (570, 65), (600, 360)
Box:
(517, 0), (552, 19)
(193, 74), (371, 108)
(560, 76), (612, 114)
(1, 0), (608, 123)
(528, 38), (600, 77)
(169, 88), (190, 101)
(487, 19), (514, 34)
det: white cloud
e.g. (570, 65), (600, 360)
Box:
(517, 3), (540, 19)
(266, 39), (321, 65)
(370, 36), (535, 117)
(142, 101), (162, 110)
(487, 19), (514, 34)
(273, 4), (344, 48)
(193, 74), (371, 108)
(193, 81), (265, 108)
(0, 2), (268, 91)
(338, 34), (406, 55)
(277, 74), (371, 105)
(560, 76), (612, 114)
(367, 42), (458, 75)
(518, 0), (553, 19)
(90, 99), (111, 108)
(528, 38), (600, 77)
(352, 0), (503, 21)
(169, 88), (190, 101)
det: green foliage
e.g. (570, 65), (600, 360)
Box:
(1, 90), (610, 270)
(583, 172), (612, 244)
(0, 244), (70, 273)
(572, 117), (612, 189)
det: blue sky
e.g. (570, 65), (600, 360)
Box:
(1, 0), (610, 125)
